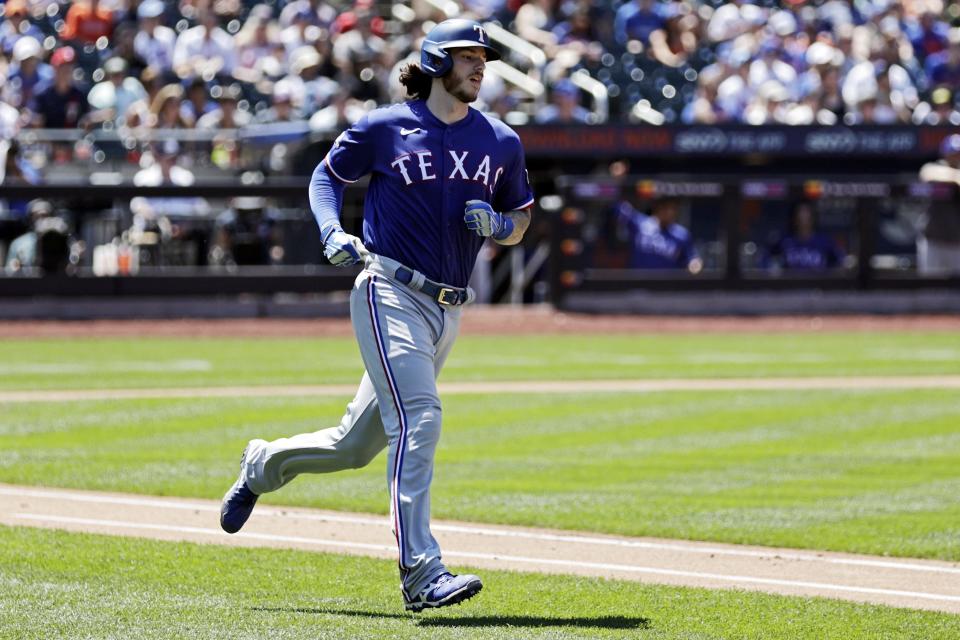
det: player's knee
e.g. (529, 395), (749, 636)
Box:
(345, 440), (383, 469)
(402, 404), (443, 448)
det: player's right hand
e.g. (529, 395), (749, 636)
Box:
(322, 226), (367, 266)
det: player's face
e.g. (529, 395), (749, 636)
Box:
(443, 47), (487, 104)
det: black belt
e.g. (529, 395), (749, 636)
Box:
(394, 266), (469, 306)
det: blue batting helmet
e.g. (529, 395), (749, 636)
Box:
(940, 134), (960, 157)
(420, 19), (501, 78)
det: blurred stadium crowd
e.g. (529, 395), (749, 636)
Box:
(3, 0), (960, 143)
(3, 0), (960, 280)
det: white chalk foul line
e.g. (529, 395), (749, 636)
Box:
(12, 513), (393, 553)
(2, 486), (959, 576)
(12, 513), (960, 606)
(2, 375), (960, 403)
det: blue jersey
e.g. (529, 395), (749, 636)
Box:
(618, 203), (698, 269)
(324, 100), (535, 288)
(766, 234), (844, 270)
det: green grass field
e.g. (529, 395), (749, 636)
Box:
(2, 330), (959, 638)
(4, 526), (959, 640)
(1, 331), (958, 389)
(2, 389), (959, 558)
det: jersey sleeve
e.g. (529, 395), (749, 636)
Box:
(494, 138), (535, 212)
(324, 114), (377, 184)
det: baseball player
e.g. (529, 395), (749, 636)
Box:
(219, 19), (534, 612)
(917, 134), (960, 275)
(617, 197), (703, 273)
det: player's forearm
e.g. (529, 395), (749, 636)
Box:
(494, 209), (531, 246)
(309, 161), (346, 237)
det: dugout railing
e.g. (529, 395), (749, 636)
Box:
(548, 174), (960, 310)
(2, 175), (958, 303)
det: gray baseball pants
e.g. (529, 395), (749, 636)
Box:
(242, 254), (463, 599)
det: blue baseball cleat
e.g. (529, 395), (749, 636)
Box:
(219, 444), (260, 534)
(404, 572), (483, 612)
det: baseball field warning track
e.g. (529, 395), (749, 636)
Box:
(2, 484), (959, 614)
(2, 375), (960, 402)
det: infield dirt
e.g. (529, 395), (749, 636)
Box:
(3, 310), (960, 339)
(2, 484), (959, 614)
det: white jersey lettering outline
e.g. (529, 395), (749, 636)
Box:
(416, 151), (436, 181)
(391, 155), (414, 185)
(448, 150), (469, 179)
(473, 155), (491, 186)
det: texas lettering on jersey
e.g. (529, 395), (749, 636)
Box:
(390, 150), (503, 193)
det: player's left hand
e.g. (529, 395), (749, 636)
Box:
(464, 200), (511, 240)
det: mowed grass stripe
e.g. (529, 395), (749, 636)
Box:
(3, 526), (960, 640)
(1, 332), (959, 390)
(2, 389), (958, 560)
(1, 375), (959, 403)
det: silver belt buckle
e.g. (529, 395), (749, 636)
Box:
(436, 287), (459, 305)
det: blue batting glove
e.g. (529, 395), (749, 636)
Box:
(321, 224), (367, 266)
(464, 200), (514, 241)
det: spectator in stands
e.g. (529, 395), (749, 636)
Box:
(133, 0), (176, 75)
(536, 78), (590, 124)
(648, 3), (698, 68)
(181, 77), (216, 123)
(109, 23), (148, 80)
(87, 57), (147, 127)
(924, 27), (960, 89)
(798, 42), (846, 124)
(173, 7), (236, 81)
(488, 90), (524, 124)
(743, 80), (792, 125)
(614, 0), (661, 48)
(332, 9), (390, 102)
(255, 78), (301, 123)
(285, 45), (339, 115)
(916, 134), (960, 275)
(762, 201), (845, 271)
(280, 5), (323, 55)
(308, 89), (366, 132)
(618, 197), (702, 273)
(196, 83), (251, 129)
(61, 0), (115, 45)
(125, 65), (166, 129)
(0, 0), (44, 58)
(234, 5), (285, 85)
(706, 0), (764, 44)
(279, 0), (336, 33)
(844, 46), (917, 124)
(749, 37), (797, 98)
(133, 139), (191, 187)
(515, 0), (559, 56)
(714, 47), (753, 121)
(28, 47), (90, 130)
(682, 76), (724, 124)
(0, 95), (20, 140)
(915, 86), (960, 125)
(149, 83), (193, 129)
(5, 37), (52, 109)
(907, 10), (948, 62)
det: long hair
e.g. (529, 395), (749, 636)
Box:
(399, 62), (433, 100)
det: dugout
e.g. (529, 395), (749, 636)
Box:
(2, 124), (960, 317)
